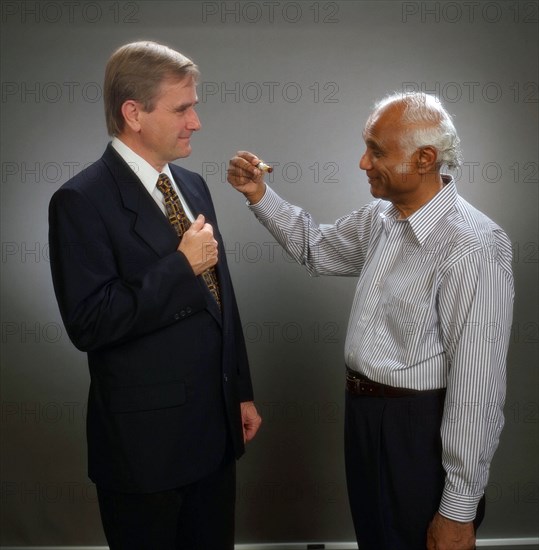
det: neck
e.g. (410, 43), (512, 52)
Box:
(393, 174), (444, 219)
(116, 133), (166, 173)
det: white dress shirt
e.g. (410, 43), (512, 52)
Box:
(111, 137), (194, 221)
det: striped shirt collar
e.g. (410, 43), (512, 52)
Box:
(380, 175), (456, 246)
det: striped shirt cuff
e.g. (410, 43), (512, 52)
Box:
(439, 487), (483, 522)
(248, 185), (282, 221)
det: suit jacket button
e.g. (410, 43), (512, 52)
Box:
(173, 313), (180, 320)
(186, 307), (192, 314)
(224, 374), (228, 382)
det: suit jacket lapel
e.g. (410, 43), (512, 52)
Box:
(102, 144), (178, 257)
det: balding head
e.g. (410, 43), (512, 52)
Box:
(366, 92), (462, 170)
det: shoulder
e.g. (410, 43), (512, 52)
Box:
(442, 195), (513, 277)
(49, 148), (125, 214)
(50, 156), (106, 203)
(453, 196), (511, 248)
(53, 144), (123, 194)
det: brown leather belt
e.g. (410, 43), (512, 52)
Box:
(346, 368), (422, 398)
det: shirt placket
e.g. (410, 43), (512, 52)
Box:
(346, 218), (408, 371)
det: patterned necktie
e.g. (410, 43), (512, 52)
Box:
(156, 173), (221, 309)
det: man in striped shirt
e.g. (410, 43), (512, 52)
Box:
(227, 92), (514, 550)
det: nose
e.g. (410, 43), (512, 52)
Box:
(359, 151), (371, 171)
(187, 108), (201, 131)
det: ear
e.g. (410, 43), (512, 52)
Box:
(120, 100), (142, 133)
(417, 146), (438, 175)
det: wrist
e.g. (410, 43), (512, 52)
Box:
(436, 512), (471, 526)
(245, 184), (266, 205)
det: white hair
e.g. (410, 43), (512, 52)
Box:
(373, 92), (462, 170)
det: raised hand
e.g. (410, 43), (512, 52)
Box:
(227, 150), (267, 204)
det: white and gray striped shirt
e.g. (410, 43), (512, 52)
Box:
(249, 176), (514, 522)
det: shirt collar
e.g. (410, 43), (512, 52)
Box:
(111, 137), (175, 193)
(379, 175), (457, 245)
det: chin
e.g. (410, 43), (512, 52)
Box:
(175, 148), (191, 159)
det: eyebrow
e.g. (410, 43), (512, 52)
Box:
(365, 137), (383, 151)
(172, 99), (199, 112)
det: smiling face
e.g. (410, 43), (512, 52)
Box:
(358, 102), (443, 217)
(360, 104), (420, 203)
(120, 75), (201, 171)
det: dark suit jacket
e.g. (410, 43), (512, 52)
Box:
(49, 144), (253, 493)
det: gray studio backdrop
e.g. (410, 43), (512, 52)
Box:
(1, 0), (538, 546)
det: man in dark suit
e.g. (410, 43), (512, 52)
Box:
(49, 41), (261, 549)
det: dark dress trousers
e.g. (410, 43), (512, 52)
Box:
(49, 144), (253, 494)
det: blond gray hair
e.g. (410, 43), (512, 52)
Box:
(104, 41), (200, 136)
